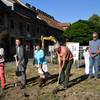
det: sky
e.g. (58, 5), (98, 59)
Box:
(22, 0), (100, 23)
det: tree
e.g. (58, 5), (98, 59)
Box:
(63, 20), (93, 45)
(89, 14), (100, 24)
(88, 14), (100, 34)
(63, 14), (100, 45)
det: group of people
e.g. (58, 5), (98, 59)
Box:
(0, 32), (100, 91)
(0, 37), (74, 90)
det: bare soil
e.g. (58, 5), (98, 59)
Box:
(0, 60), (100, 100)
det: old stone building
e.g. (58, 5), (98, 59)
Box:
(0, 0), (68, 59)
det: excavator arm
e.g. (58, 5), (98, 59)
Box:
(41, 35), (57, 49)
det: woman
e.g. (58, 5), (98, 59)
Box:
(34, 44), (49, 87)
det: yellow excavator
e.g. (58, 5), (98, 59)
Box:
(41, 35), (57, 49)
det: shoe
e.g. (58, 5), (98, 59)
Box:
(45, 72), (51, 78)
(20, 85), (26, 89)
(88, 75), (94, 79)
(94, 76), (99, 80)
(63, 83), (68, 90)
(58, 85), (64, 89)
(58, 81), (64, 85)
(63, 87), (68, 90)
(2, 87), (6, 91)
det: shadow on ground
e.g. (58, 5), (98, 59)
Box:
(57, 74), (88, 92)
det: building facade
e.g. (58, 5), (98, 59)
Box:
(0, 0), (66, 59)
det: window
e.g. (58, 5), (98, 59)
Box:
(37, 27), (40, 33)
(19, 22), (23, 33)
(10, 20), (14, 29)
(11, 37), (15, 46)
(27, 23), (30, 32)
(0, 15), (4, 25)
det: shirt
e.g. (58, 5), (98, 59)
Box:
(58, 46), (73, 61)
(65, 47), (73, 61)
(34, 49), (47, 65)
(17, 47), (20, 54)
(89, 39), (100, 53)
(0, 48), (5, 63)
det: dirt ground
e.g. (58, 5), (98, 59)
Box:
(0, 59), (100, 100)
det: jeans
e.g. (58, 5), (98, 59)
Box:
(89, 55), (100, 77)
(18, 64), (26, 86)
(20, 71), (26, 86)
(59, 59), (73, 88)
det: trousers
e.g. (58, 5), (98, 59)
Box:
(59, 59), (73, 88)
(0, 63), (6, 89)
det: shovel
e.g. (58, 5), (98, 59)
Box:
(52, 67), (62, 94)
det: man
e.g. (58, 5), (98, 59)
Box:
(88, 32), (100, 79)
(54, 42), (73, 89)
(0, 43), (6, 90)
(14, 38), (26, 89)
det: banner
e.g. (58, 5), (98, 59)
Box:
(49, 45), (54, 52)
(66, 42), (79, 61)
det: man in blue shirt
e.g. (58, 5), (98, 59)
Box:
(89, 32), (100, 79)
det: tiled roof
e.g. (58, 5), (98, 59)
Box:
(37, 13), (65, 31)
(7, 0), (69, 31)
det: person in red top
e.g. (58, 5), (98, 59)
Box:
(54, 42), (73, 89)
(0, 43), (6, 90)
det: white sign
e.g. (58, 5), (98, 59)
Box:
(49, 45), (54, 52)
(0, 48), (4, 55)
(79, 46), (89, 51)
(83, 50), (94, 74)
(66, 42), (79, 61)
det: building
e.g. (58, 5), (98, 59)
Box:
(0, 0), (68, 59)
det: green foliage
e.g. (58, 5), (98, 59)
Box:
(63, 14), (100, 45)
(89, 14), (100, 24)
(89, 14), (100, 33)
